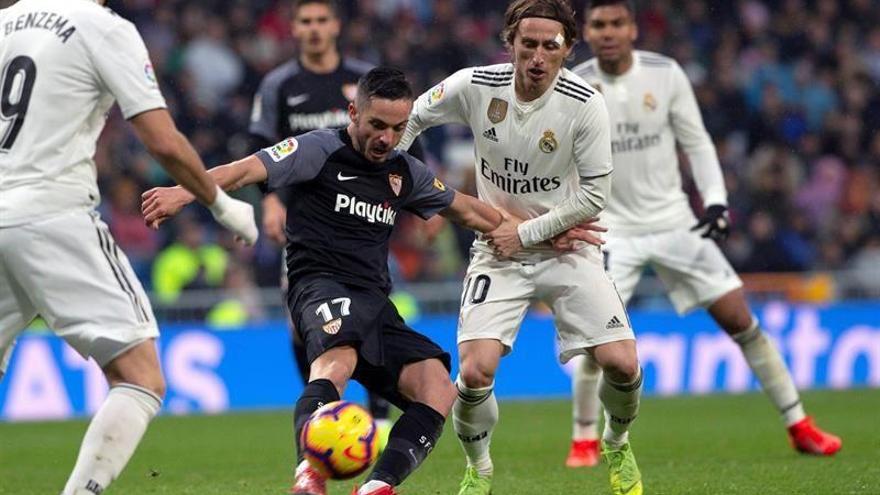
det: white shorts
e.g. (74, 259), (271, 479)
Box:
(0, 209), (158, 373)
(458, 247), (634, 363)
(605, 228), (743, 315)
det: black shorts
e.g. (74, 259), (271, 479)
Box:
(289, 277), (451, 409)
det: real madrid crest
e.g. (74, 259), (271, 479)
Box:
(388, 174), (403, 196)
(487, 97), (508, 124)
(643, 92), (657, 111)
(539, 129), (558, 153)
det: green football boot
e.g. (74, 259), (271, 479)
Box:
(457, 466), (492, 495)
(602, 441), (643, 495)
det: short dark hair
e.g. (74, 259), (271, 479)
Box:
(587, 0), (636, 14)
(502, 0), (578, 48)
(356, 67), (414, 106)
(292, 0), (339, 17)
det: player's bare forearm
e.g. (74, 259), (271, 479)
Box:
(440, 191), (503, 233)
(205, 156), (268, 193)
(141, 155), (266, 230)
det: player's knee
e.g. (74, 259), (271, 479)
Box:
(417, 376), (457, 417)
(104, 361), (166, 398)
(145, 374), (166, 399)
(458, 358), (495, 389)
(601, 359), (640, 385)
(723, 312), (756, 336)
(127, 368), (166, 398)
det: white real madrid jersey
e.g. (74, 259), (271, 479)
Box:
(400, 63), (612, 254)
(0, 0), (166, 227)
(571, 50), (727, 235)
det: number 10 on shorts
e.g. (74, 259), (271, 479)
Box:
(461, 274), (491, 306)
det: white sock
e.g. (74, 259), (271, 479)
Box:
(733, 319), (806, 426)
(452, 376), (497, 477)
(571, 354), (602, 441)
(599, 370), (642, 449)
(359, 479), (391, 493)
(62, 384), (162, 495)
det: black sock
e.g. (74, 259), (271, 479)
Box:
(291, 337), (311, 386)
(366, 402), (445, 486)
(294, 379), (340, 464)
(368, 393), (391, 420)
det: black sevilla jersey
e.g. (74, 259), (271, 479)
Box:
(249, 58), (372, 143)
(256, 129), (454, 292)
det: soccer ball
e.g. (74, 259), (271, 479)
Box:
(301, 400), (380, 479)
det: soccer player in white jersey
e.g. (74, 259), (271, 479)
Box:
(0, 1), (257, 493)
(563, 0), (842, 468)
(399, 1), (643, 494)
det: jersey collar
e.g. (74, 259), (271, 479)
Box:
(511, 69), (560, 115)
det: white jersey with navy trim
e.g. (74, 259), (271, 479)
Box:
(572, 50), (727, 235)
(399, 63), (612, 255)
(0, 0), (166, 227)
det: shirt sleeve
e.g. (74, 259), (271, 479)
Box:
(517, 94), (613, 247)
(248, 73), (281, 143)
(398, 68), (472, 151)
(669, 62), (727, 207)
(256, 131), (341, 191)
(87, 22), (166, 119)
(402, 155), (456, 219)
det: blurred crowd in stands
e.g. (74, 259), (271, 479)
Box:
(94, 0), (880, 308)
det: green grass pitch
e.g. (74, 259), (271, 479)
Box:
(1, 389), (877, 494)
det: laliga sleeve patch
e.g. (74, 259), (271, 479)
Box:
(144, 60), (158, 87)
(267, 137), (299, 162)
(433, 178), (447, 191)
(427, 82), (446, 106)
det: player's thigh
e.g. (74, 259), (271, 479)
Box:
(4, 211), (157, 367)
(290, 278), (383, 367)
(0, 236), (37, 376)
(458, 251), (533, 354)
(536, 247), (634, 363)
(604, 234), (648, 305)
(650, 228), (743, 315)
(355, 310), (452, 411)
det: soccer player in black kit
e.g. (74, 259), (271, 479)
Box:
(143, 67), (565, 495)
(249, 0), (402, 442)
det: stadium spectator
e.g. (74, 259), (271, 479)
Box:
(90, 0), (880, 298)
(151, 213), (229, 304)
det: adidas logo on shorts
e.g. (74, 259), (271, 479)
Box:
(482, 127), (499, 142)
(606, 315), (625, 330)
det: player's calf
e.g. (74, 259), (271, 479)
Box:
(357, 360), (454, 492)
(359, 402), (445, 492)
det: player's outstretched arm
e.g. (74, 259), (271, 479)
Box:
(438, 191), (504, 234)
(131, 109), (259, 244)
(141, 155), (267, 231)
